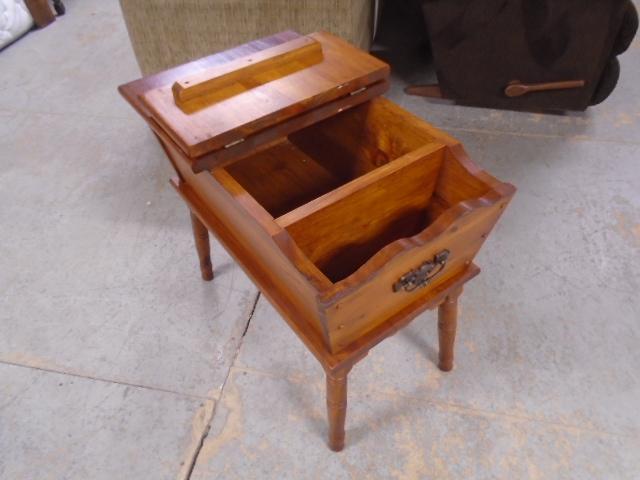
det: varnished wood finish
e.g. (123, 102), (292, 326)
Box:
(119, 31), (515, 451)
(172, 36), (324, 111)
(140, 32), (390, 158)
(189, 79), (389, 173)
(504, 79), (586, 98)
(225, 139), (344, 218)
(279, 143), (446, 283)
(190, 211), (213, 281)
(119, 30), (302, 118)
(288, 96), (458, 178)
(326, 367), (351, 452)
(438, 288), (462, 372)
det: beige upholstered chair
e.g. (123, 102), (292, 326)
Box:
(119, 0), (375, 75)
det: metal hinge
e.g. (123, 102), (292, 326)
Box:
(224, 138), (245, 149)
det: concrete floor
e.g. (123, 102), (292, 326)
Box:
(1, 1), (639, 479)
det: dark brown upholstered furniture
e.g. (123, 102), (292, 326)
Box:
(409, 0), (638, 110)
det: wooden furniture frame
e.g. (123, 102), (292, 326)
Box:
(120, 31), (515, 451)
(24, 0), (64, 28)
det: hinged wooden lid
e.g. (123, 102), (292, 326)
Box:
(137, 32), (390, 159)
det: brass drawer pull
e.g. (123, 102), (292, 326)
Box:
(393, 250), (450, 292)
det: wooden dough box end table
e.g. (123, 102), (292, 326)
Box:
(119, 30), (515, 451)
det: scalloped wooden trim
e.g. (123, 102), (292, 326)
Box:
(318, 188), (510, 303)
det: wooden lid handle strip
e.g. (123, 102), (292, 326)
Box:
(171, 36), (324, 111)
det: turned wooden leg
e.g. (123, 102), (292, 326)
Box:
(438, 288), (461, 372)
(326, 368), (350, 452)
(190, 211), (213, 281)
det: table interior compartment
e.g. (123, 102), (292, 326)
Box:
(280, 148), (443, 283)
(223, 98), (444, 218)
(280, 147), (493, 283)
(224, 140), (344, 218)
(221, 97), (494, 283)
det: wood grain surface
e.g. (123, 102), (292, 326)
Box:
(119, 31), (516, 451)
(140, 31), (389, 158)
(172, 36), (324, 110)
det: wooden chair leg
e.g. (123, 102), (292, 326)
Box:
(190, 211), (214, 281)
(438, 288), (462, 372)
(404, 84), (445, 98)
(326, 368), (350, 452)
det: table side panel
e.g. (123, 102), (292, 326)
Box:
(159, 136), (331, 349)
(324, 194), (512, 353)
(325, 264), (481, 372)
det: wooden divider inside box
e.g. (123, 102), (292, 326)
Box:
(224, 97), (446, 216)
(278, 145), (446, 282)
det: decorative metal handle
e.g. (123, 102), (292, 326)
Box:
(393, 250), (450, 293)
